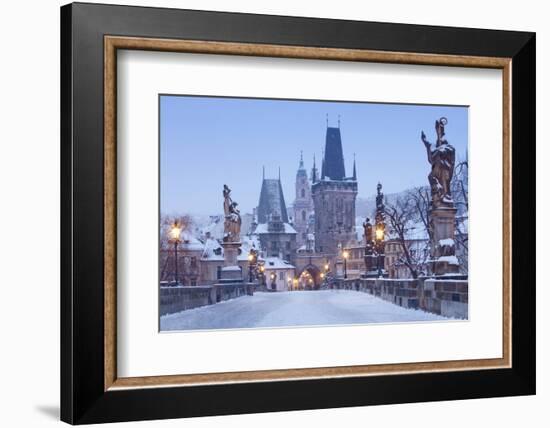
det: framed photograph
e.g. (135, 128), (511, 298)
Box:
(61, 2), (535, 424)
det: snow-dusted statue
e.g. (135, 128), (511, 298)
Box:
(363, 217), (373, 247)
(223, 184), (241, 242)
(421, 117), (456, 208)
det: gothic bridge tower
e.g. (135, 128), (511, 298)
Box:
(311, 120), (358, 256)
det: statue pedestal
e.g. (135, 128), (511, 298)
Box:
(429, 207), (460, 276)
(220, 241), (243, 282)
(364, 250), (375, 272)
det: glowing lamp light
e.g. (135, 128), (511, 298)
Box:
(375, 227), (384, 241)
(324, 263), (329, 271)
(169, 223), (182, 242)
(343, 250), (350, 259)
(320, 272), (325, 279)
(260, 265), (265, 273)
(248, 253), (254, 262)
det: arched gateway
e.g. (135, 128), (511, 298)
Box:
(297, 264), (321, 289)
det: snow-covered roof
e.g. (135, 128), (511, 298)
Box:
(179, 231), (204, 251)
(254, 222), (297, 234)
(456, 215), (469, 235)
(263, 257), (295, 270)
(201, 236), (263, 262)
(201, 238), (223, 260)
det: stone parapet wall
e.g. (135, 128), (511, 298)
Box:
(421, 279), (468, 319)
(160, 283), (254, 316)
(333, 277), (468, 319)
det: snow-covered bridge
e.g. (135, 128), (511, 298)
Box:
(160, 289), (446, 331)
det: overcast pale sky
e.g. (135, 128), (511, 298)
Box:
(160, 95), (468, 216)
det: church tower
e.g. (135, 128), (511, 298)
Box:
(293, 151), (314, 248)
(311, 119), (358, 255)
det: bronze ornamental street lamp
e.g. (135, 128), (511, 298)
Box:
(343, 250), (350, 279)
(259, 263), (266, 286)
(375, 225), (385, 278)
(270, 272), (276, 291)
(169, 221), (182, 285)
(247, 248), (257, 283)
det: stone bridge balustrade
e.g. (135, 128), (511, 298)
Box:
(160, 283), (255, 316)
(328, 277), (468, 319)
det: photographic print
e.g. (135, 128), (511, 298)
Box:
(159, 95), (469, 332)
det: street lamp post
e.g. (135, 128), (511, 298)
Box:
(375, 225), (385, 278)
(259, 264), (265, 286)
(247, 249), (257, 283)
(270, 272), (276, 291)
(169, 222), (182, 285)
(343, 250), (349, 279)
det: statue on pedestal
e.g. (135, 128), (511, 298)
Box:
(421, 117), (456, 208)
(422, 118), (461, 277)
(223, 184), (242, 243)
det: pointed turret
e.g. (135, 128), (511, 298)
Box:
(257, 169), (289, 224)
(323, 126), (346, 180)
(352, 153), (357, 181)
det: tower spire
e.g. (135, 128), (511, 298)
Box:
(299, 150), (304, 169)
(262, 165), (265, 180)
(321, 150), (326, 180)
(352, 153), (357, 180)
(278, 166), (281, 181)
(311, 154), (318, 183)
(338, 114), (341, 128)
(326, 113), (329, 128)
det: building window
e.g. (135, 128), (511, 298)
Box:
(279, 271), (284, 280)
(286, 241), (290, 250)
(301, 188), (305, 198)
(301, 210), (306, 221)
(216, 266), (222, 280)
(191, 280), (197, 286)
(190, 256), (197, 268)
(271, 241), (278, 250)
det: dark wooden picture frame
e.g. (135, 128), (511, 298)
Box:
(61, 2), (535, 424)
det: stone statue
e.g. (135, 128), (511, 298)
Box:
(223, 184), (242, 242)
(363, 217), (373, 246)
(421, 117), (456, 208)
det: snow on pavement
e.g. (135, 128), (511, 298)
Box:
(160, 290), (448, 331)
